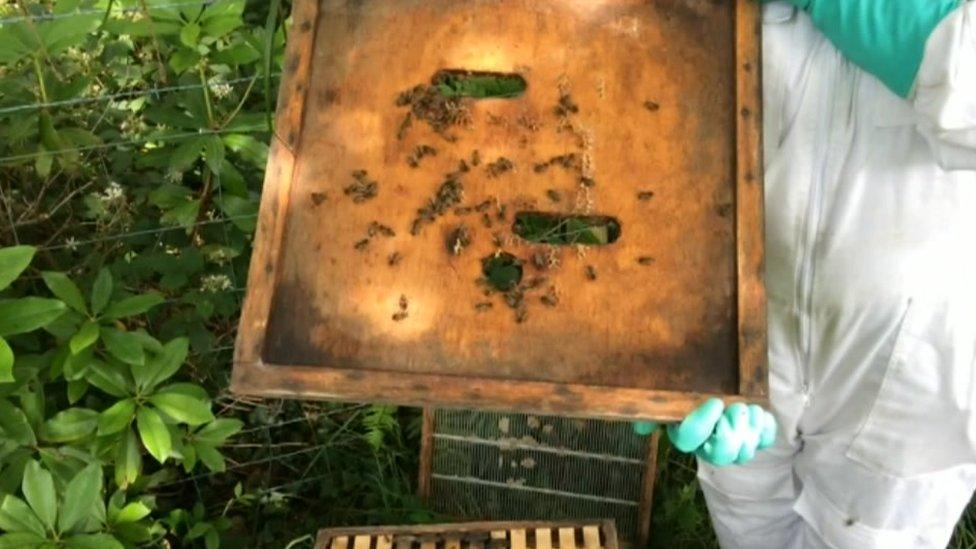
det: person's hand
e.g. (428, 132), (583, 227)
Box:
(758, 0), (961, 98)
(633, 398), (778, 467)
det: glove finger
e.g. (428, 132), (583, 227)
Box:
(736, 438), (758, 464)
(727, 403), (760, 450)
(724, 403), (750, 430)
(747, 404), (765, 430)
(758, 411), (778, 449)
(669, 397), (725, 453)
(633, 421), (658, 436)
(698, 422), (739, 467)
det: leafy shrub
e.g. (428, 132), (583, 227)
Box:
(0, 1), (429, 546)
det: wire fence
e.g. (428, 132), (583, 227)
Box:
(0, 125), (270, 165)
(0, 0), (343, 519)
(0, 74), (281, 116)
(0, 0), (228, 25)
(0, 1), (445, 541)
(37, 214), (258, 251)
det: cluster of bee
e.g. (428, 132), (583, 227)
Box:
(406, 144), (438, 168)
(486, 157), (515, 178)
(344, 170), (378, 203)
(370, 77), (664, 326)
(353, 221), (396, 251)
(395, 84), (472, 141)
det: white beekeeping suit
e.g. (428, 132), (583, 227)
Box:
(697, 2), (976, 548)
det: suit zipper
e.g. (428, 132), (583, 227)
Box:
(796, 63), (858, 397)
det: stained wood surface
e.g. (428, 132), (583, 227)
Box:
(314, 521), (618, 549)
(232, 0), (767, 420)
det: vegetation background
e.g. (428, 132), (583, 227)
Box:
(0, 1), (972, 547)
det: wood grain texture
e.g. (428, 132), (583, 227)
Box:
(314, 521), (619, 549)
(734, 0), (768, 400)
(233, 0), (767, 422)
(636, 431), (661, 549)
(416, 407), (436, 501)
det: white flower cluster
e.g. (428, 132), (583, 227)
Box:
(209, 79), (233, 100)
(97, 182), (125, 205)
(199, 274), (233, 293)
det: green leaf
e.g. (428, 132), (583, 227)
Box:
(215, 42), (261, 65)
(113, 502), (150, 524)
(44, 309), (83, 341)
(148, 184), (193, 209)
(216, 195), (258, 232)
(97, 399), (135, 436)
(90, 268), (112, 315)
(22, 461), (56, 533)
(0, 337), (12, 384)
(194, 418), (243, 445)
(0, 450), (31, 495)
(19, 386), (44, 435)
(39, 111), (63, 152)
(87, 359), (132, 398)
(114, 428), (141, 489)
(143, 337), (188, 390)
(0, 298), (67, 336)
(0, 532), (46, 548)
(0, 399), (36, 446)
(65, 534), (124, 549)
(169, 48), (201, 74)
(34, 150), (53, 178)
(182, 443), (197, 471)
(63, 347), (92, 381)
(136, 407), (171, 463)
(144, 106), (199, 130)
(0, 495), (45, 537)
(58, 463), (102, 534)
(102, 293), (164, 321)
(195, 443), (226, 472)
(169, 136), (206, 174)
(40, 272), (86, 315)
(0, 246), (35, 291)
(155, 382), (208, 400)
(148, 393), (214, 426)
(66, 380), (88, 404)
(101, 328), (145, 366)
(69, 322), (100, 355)
(42, 408), (98, 443)
(128, 330), (163, 354)
(160, 200), (201, 229)
(222, 133), (268, 167)
(203, 15), (243, 38)
(202, 135), (225, 173)
(40, 14), (100, 55)
(180, 22), (201, 47)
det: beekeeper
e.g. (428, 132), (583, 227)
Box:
(635, 0), (976, 547)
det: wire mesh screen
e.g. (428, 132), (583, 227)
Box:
(428, 409), (654, 545)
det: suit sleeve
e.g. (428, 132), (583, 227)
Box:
(914, 1), (976, 170)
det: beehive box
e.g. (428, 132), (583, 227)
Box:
(314, 520), (620, 549)
(232, 0), (767, 421)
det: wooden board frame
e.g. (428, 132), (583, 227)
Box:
(416, 408), (661, 548)
(231, 0), (767, 422)
(314, 520), (620, 549)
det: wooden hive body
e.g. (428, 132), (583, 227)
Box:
(233, 0), (767, 421)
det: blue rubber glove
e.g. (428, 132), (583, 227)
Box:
(634, 398), (778, 467)
(768, 0), (962, 98)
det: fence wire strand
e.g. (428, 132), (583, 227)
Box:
(37, 214), (258, 251)
(0, 0), (226, 25)
(0, 74), (281, 116)
(0, 124), (269, 165)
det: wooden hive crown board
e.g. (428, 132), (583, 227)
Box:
(232, 0), (767, 421)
